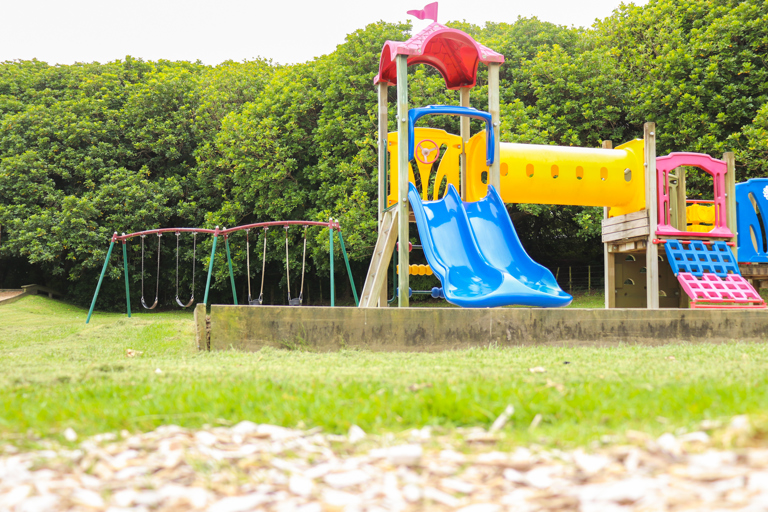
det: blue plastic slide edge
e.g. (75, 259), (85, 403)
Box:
(408, 106), (494, 166)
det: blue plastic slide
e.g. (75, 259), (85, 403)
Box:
(408, 183), (572, 308)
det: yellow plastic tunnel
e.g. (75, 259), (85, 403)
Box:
(465, 133), (646, 217)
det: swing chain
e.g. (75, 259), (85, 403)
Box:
(154, 233), (161, 304)
(141, 234), (146, 300)
(174, 232), (195, 308)
(284, 225), (307, 306)
(246, 229), (251, 303)
(175, 232), (181, 300)
(299, 226), (307, 302)
(285, 226), (291, 303)
(258, 227), (268, 305)
(141, 233), (161, 310)
(191, 233), (196, 298)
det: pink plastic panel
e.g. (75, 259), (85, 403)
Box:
(655, 152), (733, 238)
(374, 23), (504, 90)
(407, 2), (438, 21)
(677, 272), (763, 304)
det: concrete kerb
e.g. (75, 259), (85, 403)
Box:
(194, 304), (210, 351)
(197, 305), (768, 352)
(0, 285), (63, 306)
(0, 289), (24, 306)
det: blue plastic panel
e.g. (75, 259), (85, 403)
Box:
(408, 182), (571, 308)
(664, 240), (740, 277)
(408, 106), (494, 165)
(736, 179), (768, 263)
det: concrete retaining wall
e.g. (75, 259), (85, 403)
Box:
(0, 289), (24, 306)
(0, 285), (62, 306)
(194, 304), (768, 352)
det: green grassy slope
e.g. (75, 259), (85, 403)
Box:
(1, 296), (767, 448)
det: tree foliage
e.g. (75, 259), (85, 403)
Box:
(2, 0), (768, 305)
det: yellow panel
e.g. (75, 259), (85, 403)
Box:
(464, 133), (646, 217)
(686, 203), (715, 224)
(685, 203), (715, 232)
(387, 128), (462, 208)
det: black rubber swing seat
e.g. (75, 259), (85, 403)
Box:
(141, 296), (158, 310)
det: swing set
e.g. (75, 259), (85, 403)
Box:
(85, 220), (358, 324)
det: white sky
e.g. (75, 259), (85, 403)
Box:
(1, 0), (648, 66)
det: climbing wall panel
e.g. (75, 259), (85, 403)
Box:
(664, 240), (739, 277)
(677, 273), (765, 309)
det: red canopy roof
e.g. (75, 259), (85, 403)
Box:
(374, 22), (504, 90)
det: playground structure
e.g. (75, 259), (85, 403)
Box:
(85, 220), (358, 323)
(357, 6), (766, 311)
(87, 4), (768, 343)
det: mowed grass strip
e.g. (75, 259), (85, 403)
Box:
(2, 296), (768, 448)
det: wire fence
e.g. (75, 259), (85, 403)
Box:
(544, 265), (605, 294)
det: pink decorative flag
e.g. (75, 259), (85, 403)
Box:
(407, 2), (438, 22)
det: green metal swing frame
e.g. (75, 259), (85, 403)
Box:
(86, 220), (358, 324)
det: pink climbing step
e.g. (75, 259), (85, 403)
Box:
(677, 273), (766, 309)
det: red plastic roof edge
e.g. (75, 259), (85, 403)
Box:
(374, 22), (504, 91)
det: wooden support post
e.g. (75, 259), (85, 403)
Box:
(724, 151), (738, 261)
(378, 84), (388, 226)
(358, 209), (398, 308)
(602, 140), (615, 309)
(396, 55), (410, 307)
(488, 63), (501, 191)
(676, 167), (687, 232)
(644, 123), (660, 309)
(459, 87), (470, 200)
(377, 83), (389, 307)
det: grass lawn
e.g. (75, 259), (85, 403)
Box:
(2, 296), (768, 449)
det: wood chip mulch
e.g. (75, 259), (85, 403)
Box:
(1, 415), (767, 511)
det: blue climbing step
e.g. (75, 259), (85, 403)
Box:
(664, 240), (740, 277)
